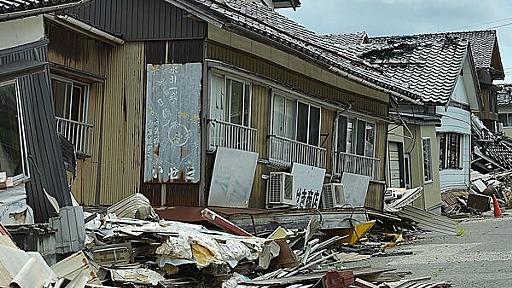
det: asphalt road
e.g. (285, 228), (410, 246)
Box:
(351, 214), (512, 287)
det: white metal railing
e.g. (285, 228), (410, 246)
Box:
(334, 151), (380, 179)
(208, 119), (257, 152)
(269, 135), (327, 168)
(56, 117), (93, 157)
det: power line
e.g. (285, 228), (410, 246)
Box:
(452, 16), (512, 30)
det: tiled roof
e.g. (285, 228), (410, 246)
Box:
(168, 0), (471, 105)
(370, 30), (498, 71)
(319, 32), (368, 46)
(497, 84), (512, 106)
(345, 38), (470, 105)
(0, 0), (85, 15)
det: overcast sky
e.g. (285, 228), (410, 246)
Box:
(280, 0), (512, 82)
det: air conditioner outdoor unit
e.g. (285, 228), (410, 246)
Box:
(267, 172), (295, 206)
(321, 183), (345, 209)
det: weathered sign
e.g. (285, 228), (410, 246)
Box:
(144, 63), (202, 183)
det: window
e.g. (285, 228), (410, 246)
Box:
(272, 93), (320, 146)
(498, 113), (512, 127)
(209, 74), (252, 127)
(51, 77), (90, 123)
(422, 138), (433, 182)
(336, 115), (375, 157)
(439, 133), (462, 169)
(0, 81), (29, 181)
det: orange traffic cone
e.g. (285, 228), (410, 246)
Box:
(492, 194), (503, 218)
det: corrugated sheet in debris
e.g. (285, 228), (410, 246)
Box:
(398, 205), (457, 235)
(0, 41), (72, 223)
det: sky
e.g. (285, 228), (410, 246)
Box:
(280, 0), (512, 82)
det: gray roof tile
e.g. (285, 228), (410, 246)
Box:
(370, 30), (497, 70)
(0, 0), (84, 14)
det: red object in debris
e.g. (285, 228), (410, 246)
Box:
(200, 208), (253, 236)
(322, 270), (354, 288)
(492, 194), (503, 218)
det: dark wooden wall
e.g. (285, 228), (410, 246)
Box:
(66, 0), (206, 41)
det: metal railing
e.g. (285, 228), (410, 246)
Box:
(269, 135), (327, 168)
(333, 151), (380, 179)
(208, 119), (257, 152)
(56, 117), (93, 157)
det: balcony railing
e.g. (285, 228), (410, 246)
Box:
(56, 117), (93, 157)
(208, 119), (257, 152)
(333, 151), (380, 179)
(269, 135), (327, 168)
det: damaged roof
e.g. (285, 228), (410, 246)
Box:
(344, 37), (473, 105)
(370, 30), (504, 79)
(0, 0), (87, 20)
(319, 31), (368, 46)
(167, 0), (476, 105)
(167, 0), (439, 104)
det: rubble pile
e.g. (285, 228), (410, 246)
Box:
(0, 193), (457, 288)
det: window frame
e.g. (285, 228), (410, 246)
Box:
(208, 72), (252, 127)
(270, 91), (321, 147)
(439, 132), (462, 170)
(0, 80), (30, 183)
(422, 137), (433, 182)
(498, 112), (512, 127)
(335, 114), (376, 158)
(50, 75), (90, 125)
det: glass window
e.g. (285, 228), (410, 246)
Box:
(336, 116), (347, 153)
(51, 77), (89, 123)
(347, 118), (355, 154)
(365, 122), (375, 157)
(272, 94), (286, 137)
(0, 82), (28, 179)
(284, 98), (296, 140)
(296, 102), (309, 143)
(422, 138), (433, 182)
(309, 106), (320, 146)
(209, 74), (226, 121)
(356, 120), (366, 156)
(439, 132), (462, 169)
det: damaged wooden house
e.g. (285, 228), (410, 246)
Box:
(362, 33), (484, 213)
(39, 0), (450, 222)
(0, 0), (91, 224)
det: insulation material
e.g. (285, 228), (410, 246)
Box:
(208, 147), (259, 208)
(144, 63), (202, 183)
(107, 193), (157, 220)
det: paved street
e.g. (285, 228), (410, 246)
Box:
(354, 215), (512, 287)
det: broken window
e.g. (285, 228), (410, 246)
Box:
(439, 132), (462, 170)
(271, 93), (320, 146)
(336, 115), (375, 157)
(422, 138), (433, 182)
(0, 81), (29, 180)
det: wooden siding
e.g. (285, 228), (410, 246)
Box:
(321, 108), (335, 173)
(207, 42), (389, 117)
(46, 21), (107, 205)
(98, 43), (145, 205)
(252, 85), (270, 159)
(66, 0), (206, 41)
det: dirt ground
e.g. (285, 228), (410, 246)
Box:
(349, 214), (512, 287)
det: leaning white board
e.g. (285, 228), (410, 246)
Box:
(341, 173), (371, 207)
(208, 147), (259, 208)
(291, 163), (326, 209)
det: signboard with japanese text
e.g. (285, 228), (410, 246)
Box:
(144, 63), (202, 183)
